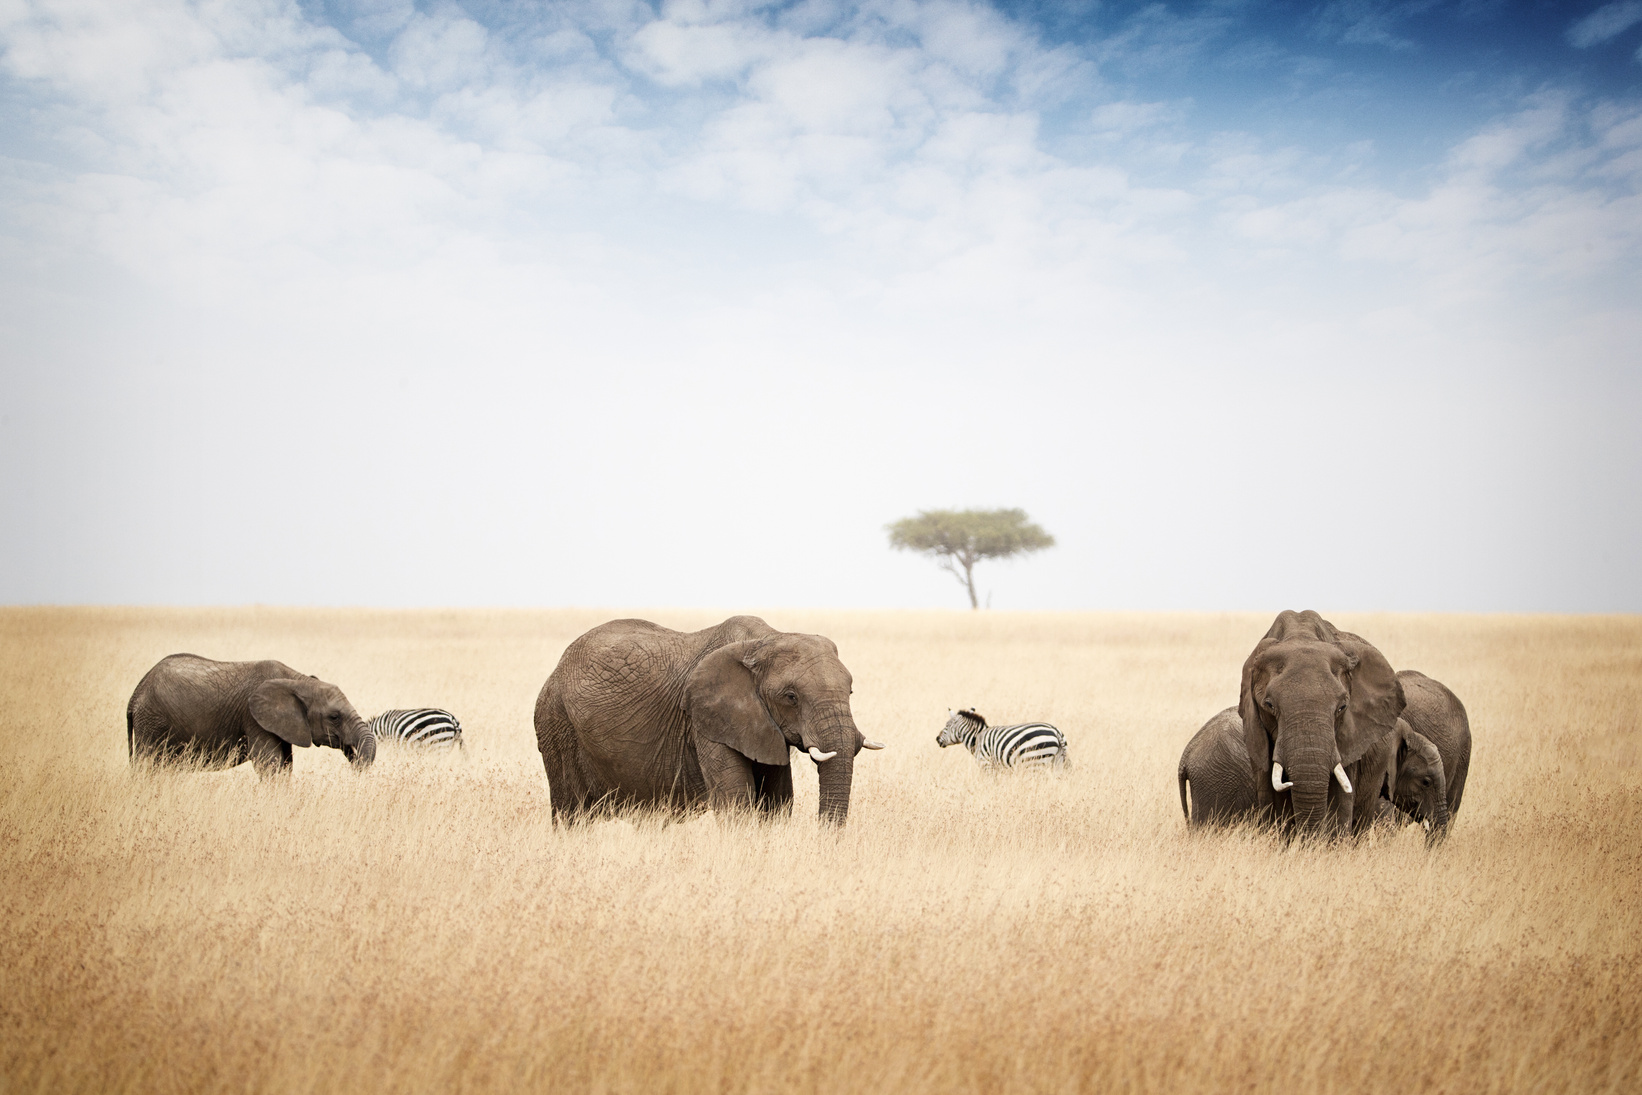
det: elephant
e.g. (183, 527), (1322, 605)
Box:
(1352, 717), (1449, 842)
(1185, 694), (1461, 844)
(1177, 707), (1257, 827)
(1241, 610), (1406, 837)
(533, 616), (884, 825)
(127, 654), (376, 777)
(1394, 669), (1471, 823)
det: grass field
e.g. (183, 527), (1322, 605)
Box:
(2, 607), (1639, 1093)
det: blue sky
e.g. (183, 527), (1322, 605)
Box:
(2, 0), (1639, 611)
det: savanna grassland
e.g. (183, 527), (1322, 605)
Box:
(1, 607), (1639, 1094)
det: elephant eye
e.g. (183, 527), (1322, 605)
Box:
(1262, 698), (1273, 711)
(328, 712), (341, 722)
(782, 690), (797, 704)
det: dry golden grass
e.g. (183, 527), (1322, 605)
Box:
(2, 607), (1639, 1093)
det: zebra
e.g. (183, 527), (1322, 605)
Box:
(937, 708), (1067, 769)
(365, 708), (464, 751)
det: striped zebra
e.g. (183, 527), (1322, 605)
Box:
(366, 708), (464, 751)
(937, 708), (1067, 769)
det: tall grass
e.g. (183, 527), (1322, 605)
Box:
(1, 607), (1638, 1093)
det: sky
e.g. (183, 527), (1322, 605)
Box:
(1, 0), (1639, 612)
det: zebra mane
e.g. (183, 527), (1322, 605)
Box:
(958, 708), (987, 729)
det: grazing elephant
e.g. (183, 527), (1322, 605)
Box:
(1241, 610), (1405, 836)
(1396, 670), (1471, 822)
(1178, 707), (1257, 827)
(534, 616), (884, 825)
(1178, 706), (1447, 840)
(1355, 718), (1449, 843)
(128, 654), (376, 777)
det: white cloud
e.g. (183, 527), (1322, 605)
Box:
(1566, 1), (1642, 49)
(2, 0), (1639, 609)
(1311, 0), (1435, 51)
(1089, 99), (1173, 135)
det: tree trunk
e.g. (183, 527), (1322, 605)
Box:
(963, 561), (978, 609)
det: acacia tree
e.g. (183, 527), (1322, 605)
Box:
(886, 508), (1055, 610)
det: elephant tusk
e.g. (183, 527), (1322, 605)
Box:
(1271, 763), (1293, 792)
(1333, 764), (1353, 794)
(861, 739), (885, 750)
(809, 747), (837, 762)
(1422, 819), (1432, 832)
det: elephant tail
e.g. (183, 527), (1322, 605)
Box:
(1177, 760), (1190, 823)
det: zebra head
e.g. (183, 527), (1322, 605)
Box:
(937, 708), (986, 749)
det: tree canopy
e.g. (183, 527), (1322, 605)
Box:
(886, 508), (1055, 609)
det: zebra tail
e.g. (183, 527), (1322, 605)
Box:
(1177, 760), (1190, 823)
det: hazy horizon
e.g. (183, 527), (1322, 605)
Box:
(4, 0), (1640, 612)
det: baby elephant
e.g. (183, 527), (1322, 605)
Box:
(127, 654), (376, 777)
(1177, 707), (1257, 827)
(366, 708), (464, 751)
(937, 708), (1068, 769)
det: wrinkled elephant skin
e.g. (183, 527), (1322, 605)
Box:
(1178, 707), (1257, 827)
(534, 616), (880, 825)
(128, 654), (376, 777)
(1240, 611), (1405, 837)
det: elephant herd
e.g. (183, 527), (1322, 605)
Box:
(125, 615), (885, 825)
(1178, 610), (1472, 842)
(126, 609), (1470, 839)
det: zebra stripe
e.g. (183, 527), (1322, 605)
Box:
(937, 708), (1067, 769)
(366, 708), (463, 751)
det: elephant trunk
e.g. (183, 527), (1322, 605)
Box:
(345, 721), (377, 771)
(809, 702), (858, 825)
(1279, 728), (1340, 836)
(1287, 766), (1332, 833)
(1272, 708), (1347, 836)
(817, 750), (854, 825)
(1425, 777), (1450, 846)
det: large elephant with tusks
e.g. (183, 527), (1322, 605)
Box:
(534, 616), (883, 824)
(1242, 610), (1406, 836)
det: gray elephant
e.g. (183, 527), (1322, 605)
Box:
(1240, 610), (1406, 836)
(1180, 704), (1454, 843)
(127, 654), (376, 777)
(533, 616), (883, 825)
(1353, 717), (1450, 842)
(1177, 707), (1257, 827)
(1393, 669), (1471, 824)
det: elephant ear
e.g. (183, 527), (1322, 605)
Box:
(1334, 632), (1404, 766)
(1402, 727), (1443, 772)
(1239, 637), (1279, 808)
(249, 679), (316, 747)
(684, 640), (790, 767)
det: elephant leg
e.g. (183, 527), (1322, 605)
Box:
(535, 703), (600, 824)
(753, 762), (793, 817)
(247, 728), (292, 779)
(1330, 786), (1353, 836)
(696, 738), (758, 814)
